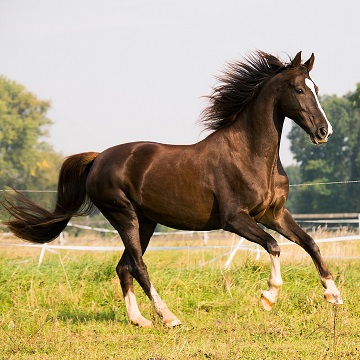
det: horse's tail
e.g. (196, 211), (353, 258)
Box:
(1, 152), (99, 244)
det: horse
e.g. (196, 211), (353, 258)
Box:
(1, 50), (342, 327)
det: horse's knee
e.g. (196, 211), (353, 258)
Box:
(266, 240), (280, 257)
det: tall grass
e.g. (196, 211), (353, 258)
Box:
(1, 234), (360, 359)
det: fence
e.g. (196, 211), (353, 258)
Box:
(1, 214), (360, 268)
(293, 212), (360, 233)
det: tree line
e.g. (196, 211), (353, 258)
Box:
(1, 75), (360, 215)
(0, 76), (62, 210)
(286, 83), (360, 213)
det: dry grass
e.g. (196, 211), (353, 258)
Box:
(1, 229), (360, 359)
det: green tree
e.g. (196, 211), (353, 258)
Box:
(287, 85), (360, 213)
(0, 76), (62, 206)
(346, 83), (360, 183)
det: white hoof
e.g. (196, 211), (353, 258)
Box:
(130, 316), (153, 328)
(164, 317), (182, 327)
(260, 290), (276, 311)
(324, 291), (343, 305)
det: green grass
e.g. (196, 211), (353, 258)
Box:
(1, 239), (360, 359)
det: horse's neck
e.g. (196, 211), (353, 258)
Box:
(221, 95), (285, 165)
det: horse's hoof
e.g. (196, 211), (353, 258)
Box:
(324, 292), (343, 305)
(131, 317), (153, 328)
(260, 291), (275, 311)
(164, 318), (182, 327)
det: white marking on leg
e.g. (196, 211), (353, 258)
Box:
(260, 254), (283, 311)
(124, 287), (152, 327)
(322, 278), (343, 304)
(305, 78), (333, 135)
(150, 283), (182, 327)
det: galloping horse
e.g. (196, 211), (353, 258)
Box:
(1, 51), (342, 327)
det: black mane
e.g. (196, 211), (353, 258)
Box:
(201, 51), (288, 131)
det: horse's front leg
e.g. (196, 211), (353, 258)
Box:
(260, 253), (283, 311)
(223, 212), (284, 310)
(261, 208), (343, 305)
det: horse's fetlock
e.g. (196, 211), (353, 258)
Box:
(268, 278), (283, 289)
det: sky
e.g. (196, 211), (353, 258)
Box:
(1, 0), (359, 166)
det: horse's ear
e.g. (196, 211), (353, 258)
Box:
(291, 51), (302, 68)
(304, 53), (315, 72)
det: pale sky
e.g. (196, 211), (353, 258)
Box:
(1, 0), (359, 166)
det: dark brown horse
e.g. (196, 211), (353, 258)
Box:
(1, 51), (342, 327)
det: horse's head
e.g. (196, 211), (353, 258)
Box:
(278, 51), (332, 144)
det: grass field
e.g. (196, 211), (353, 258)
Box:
(1, 231), (360, 359)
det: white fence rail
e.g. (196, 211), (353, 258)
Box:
(0, 225), (360, 270)
(293, 213), (360, 230)
(2, 216), (360, 267)
(1, 233), (360, 268)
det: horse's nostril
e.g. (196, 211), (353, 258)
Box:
(319, 127), (327, 138)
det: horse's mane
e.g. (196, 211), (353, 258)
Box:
(201, 51), (289, 131)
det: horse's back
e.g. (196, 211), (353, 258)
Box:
(85, 141), (221, 230)
(86, 141), (164, 196)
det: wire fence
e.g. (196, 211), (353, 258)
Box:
(289, 180), (360, 187)
(1, 220), (360, 268)
(1, 180), (360, 267)
(1, 179), (359, 192)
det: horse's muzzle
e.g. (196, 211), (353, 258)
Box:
(311, 127), (331, 144)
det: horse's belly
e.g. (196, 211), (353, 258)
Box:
(140, 193), (221, 231)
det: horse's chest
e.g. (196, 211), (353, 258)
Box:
(250, 174), (288, 221)
(250, 184), (276, 218)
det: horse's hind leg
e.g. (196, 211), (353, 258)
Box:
(117, 250), (152, 327)
(112, 214), (181, 327)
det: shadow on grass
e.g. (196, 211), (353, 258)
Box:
(56, 308), (127, 324)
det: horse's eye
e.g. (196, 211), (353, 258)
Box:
(295, 89), (304, 94)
